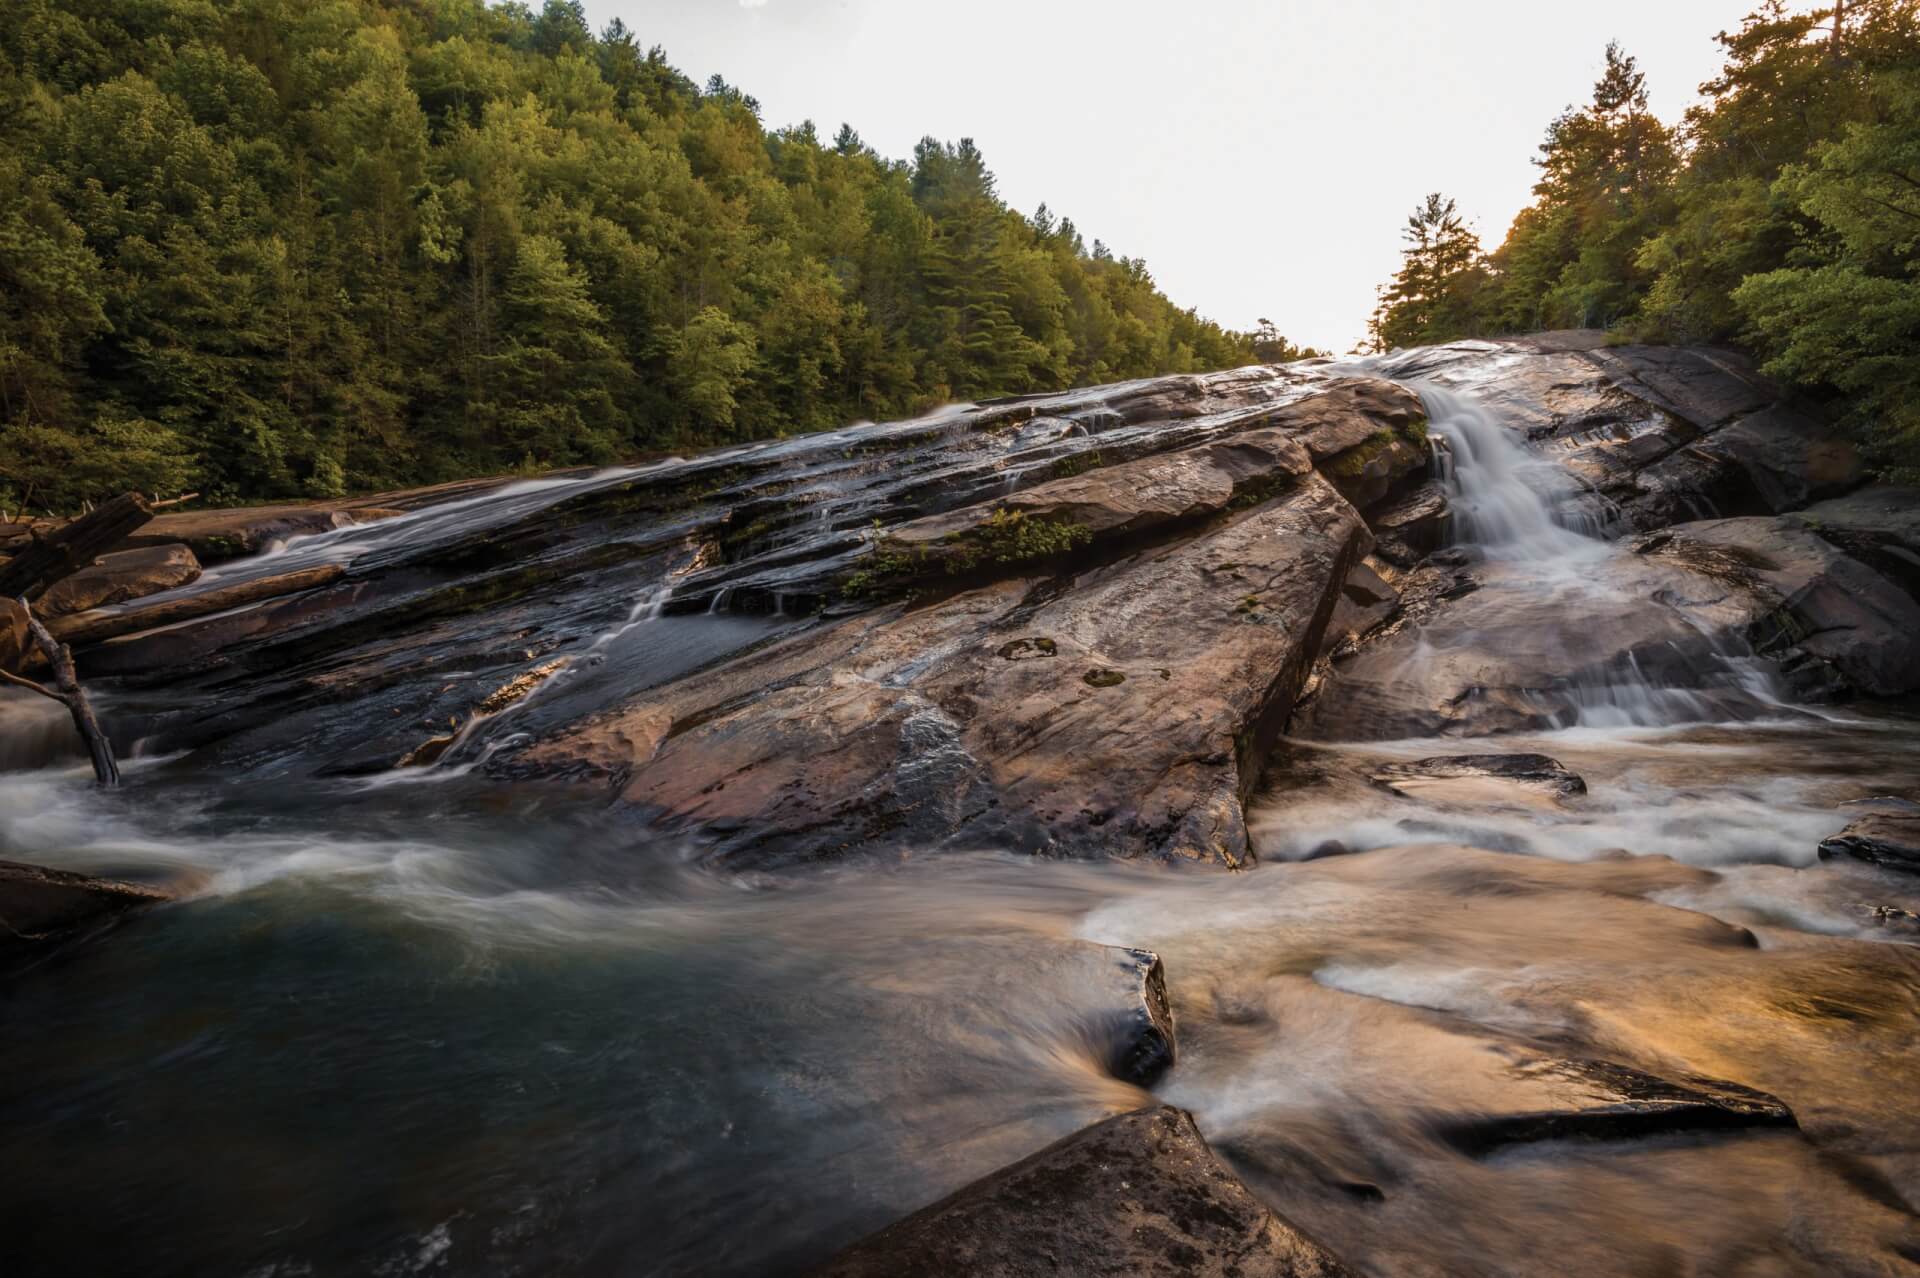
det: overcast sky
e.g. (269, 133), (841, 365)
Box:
(588, 1), (1748, 352)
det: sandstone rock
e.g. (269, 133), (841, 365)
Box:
(1437, 1056), (1797, 1155)
(1641, 517), (1920, 696)
(1366, 481), (1448, 567)
(812, 1106), (1354, 1278)
(1319, 559), (1399, 657)
(510, 473), (1369, 868)
(127, 504), (401, 563)
(1105, 947), (1178, 1087)
(39, 544), (202, 618)
(52, 563), (348, 649)
(1794, 485), (1920, 602)
(1819, 813), (1920, 875)
(0, 859), (172, 968)
(882, 426), (1315, 581)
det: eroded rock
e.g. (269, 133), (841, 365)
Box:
(1640, 517), (1920, 697)
(39, 544), (202, 617)
(511, 473), (1369, 868)
(812, 1106), (1354, 1278)
(1437, 1056), (1797, 1155)
(1819, 813), (1920, 875)
(0, 859), (172, 968)
(1371, 752), (1587, 802)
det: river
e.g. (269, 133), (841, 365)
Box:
(2, 374), (1916, 1276)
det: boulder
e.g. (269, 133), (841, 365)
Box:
(1105, 948), (1178, 1087)
(1318, 559), (1399, 658)
(0, 859), (172, 969)
(39, 544), (202, 617)
(1819, 813), (1920, 875)
(812, 1106), (1354, 1278)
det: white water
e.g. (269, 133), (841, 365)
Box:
(1346, 383), (1796, 734)
(1421, 384), (1613, 562)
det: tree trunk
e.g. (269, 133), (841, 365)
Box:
(11, 600), (120, 787)
(0, 492), (154, 603)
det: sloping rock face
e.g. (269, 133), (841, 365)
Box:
(1637, 516), (1920, 697)
(813, 1106), (1354, 1278)
(66, 362), (1428, 869)
(36, 337), (1908, 867)
(516, 472), (1368, 867)
(1379, 333), (1860, 531)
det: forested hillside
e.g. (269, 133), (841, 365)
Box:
(1369, 1), (1920, 477)
(0, 0), (1289, 509)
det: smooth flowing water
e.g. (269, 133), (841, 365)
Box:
(4, 381), (1917, 1276)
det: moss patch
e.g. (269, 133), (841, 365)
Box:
(943, 507), (1093, 574)
(998, 637), (1058, 660)
(1048, 450), (1105, 479)
(1083, 667), (1125, 687)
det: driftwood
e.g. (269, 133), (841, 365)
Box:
(0, 492), (153, 603)
(2, 599), (119, 787)
(49, 563), (347, 648)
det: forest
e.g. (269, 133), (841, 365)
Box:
(1368, 1), (1920, 478)
(0, 0), (1307, 509)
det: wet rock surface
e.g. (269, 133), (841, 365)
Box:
(1638, 516), (1920, 696)
(516, 472), (1368, 868)
(1819, 812), (1920, 875)
(0, 859), (172, 968)
(1371, 752), (1587, 801)
(38, 544), (202, 618)
(1435, 1057), (1796, 1155)
(813, 1106), (1354, 1278)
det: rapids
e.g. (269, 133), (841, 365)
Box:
(3, 372), (1917, 1276)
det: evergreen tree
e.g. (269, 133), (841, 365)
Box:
(1369, 194), (1488, 350)
(0, 0), (1265, 509)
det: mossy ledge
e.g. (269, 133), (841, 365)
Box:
(841, 507), (1094, 599)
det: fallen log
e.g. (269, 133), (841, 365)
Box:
(0, 492), (154, 603)
(2, 598), (120, 786)
(49, 563), (347, 648)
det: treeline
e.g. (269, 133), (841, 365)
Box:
(0, 0), (1307, 509)
(1369, 2), (1920, 478)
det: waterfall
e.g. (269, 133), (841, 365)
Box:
(1418, 384), (1609, 563)
(1371, 382), (1801, 732)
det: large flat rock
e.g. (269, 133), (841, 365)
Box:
(813, 1106), (1354, 1278)
(511, 473), (1369, 869)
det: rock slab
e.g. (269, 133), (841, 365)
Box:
(0, 859), (171, 966)
(812, 1106), (1354, 1277)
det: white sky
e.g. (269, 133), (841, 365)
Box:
(589, 1), (1752, 352)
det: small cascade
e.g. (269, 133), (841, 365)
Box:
(1419, 385), (1609, 562)
(1377, 383), (1795, 732)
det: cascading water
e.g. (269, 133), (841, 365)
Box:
(1346, 382), (1801, 732)
(1419, 384), (1615, 558)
